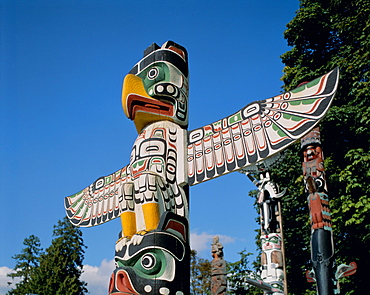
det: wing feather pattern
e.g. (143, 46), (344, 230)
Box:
(188, 68), (339, 186)
(64, 166), (131, 227)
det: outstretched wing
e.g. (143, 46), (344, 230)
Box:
(64, 166), (131, 227)
(187, 68), (339, 186)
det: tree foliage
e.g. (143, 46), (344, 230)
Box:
(190, 250), (211, 295)
(7, 235), (43, 295)
(269, 0), (370, 294)
(228, 250), (260, 295)
(7, 217), (88, 295)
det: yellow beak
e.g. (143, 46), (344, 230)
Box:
(121, 74), (175, 133)
(121, 74), (152, 118)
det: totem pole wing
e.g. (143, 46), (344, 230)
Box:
(187, 68), (339, 186)
(64, 166), (131, 227)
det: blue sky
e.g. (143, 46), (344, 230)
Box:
(0, 0), (299, 293)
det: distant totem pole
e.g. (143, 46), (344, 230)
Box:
(244, 171), (286, 295)
(64, 40), (339, 294)
(211, 236), (227, 295)
(302, 128), (357, 295)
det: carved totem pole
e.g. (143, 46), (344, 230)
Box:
(211, 236), (227, 295)
(66, 41), (191, 295)
(64, 41), (339, 294)
(302, 128), (357, 295)
(244, 171), (286, 294)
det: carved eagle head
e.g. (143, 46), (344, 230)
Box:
(122, 41), (189, 133)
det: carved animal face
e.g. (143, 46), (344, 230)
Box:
(261, 233), (282, 251)
(109, 213), (190, 295)
(122, 41), (189, 133)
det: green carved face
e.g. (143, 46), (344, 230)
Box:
(137, 61), (186, 100)
(122, 42), (189, 132)
(137, 62), (167, 96)
(116, 248), (175, 281)
(261, 233), (281, 251)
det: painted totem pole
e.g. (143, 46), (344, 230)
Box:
(302, 128), (357, 295)
(243, 171), (286, 294)
(211, 236), (227, 295)
(66, 41), (191, 295)
(64, 40), (339, 294)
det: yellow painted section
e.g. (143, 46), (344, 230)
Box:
(121, 74), (172, 133)
(120, 211), (137, 239)
(121, 74), (152, 117)
(142, 202), (160, 232)
(134, 112), (174, 134)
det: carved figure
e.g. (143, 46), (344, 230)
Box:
(302, 128), (356, 294)
(109, 212), (189, 295)
(68, 41), (191, 295)
(211, 236), (227, 295)
(64, 41), (339, 294)
(254, 172), (285, 235)
(245, 172), (285, 294)
(261, 233), (284, 293)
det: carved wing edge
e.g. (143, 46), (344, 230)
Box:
(64, 166), (130, 227)
(187, 68), (339, 186)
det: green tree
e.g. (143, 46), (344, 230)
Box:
(7, 235), (43, 295)
(228, 250), (260, 295)
(269, 0), (370, 294)
(31, 217), (88, 295)
(190, 250), (211, 295)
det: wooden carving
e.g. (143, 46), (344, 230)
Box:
(211, 236), (227, 295)
(302, 128), (356, 294)
(67, 41), (190, 295)
(64, 41), (339, 294)
(245, 172), (286, 294)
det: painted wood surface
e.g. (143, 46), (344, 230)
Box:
(64, 41), (340, 295)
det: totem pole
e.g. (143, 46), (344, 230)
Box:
(243, 170), (286, 294)
(211, 236), (227, 295)
(302, 128), (357, 295)
(66, 41), (191, 295)
(64, 40), (339, 294)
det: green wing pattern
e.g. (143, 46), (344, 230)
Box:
(187, 68), (339, 185)
(64, 166), (130, 227)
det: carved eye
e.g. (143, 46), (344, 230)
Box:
(141, 253), (156, 270)
(132, 251), (162, 277)
(147, 67), (159, 80)
(117, 248), (177, 282)
(269, 237), (278, 244)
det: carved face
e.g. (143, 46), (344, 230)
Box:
(111, 249), (175, 293)
(122, 41), (189, 133)
(261, 233), (282, 251)
(109, 212), (190, 295)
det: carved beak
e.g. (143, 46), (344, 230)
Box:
(122, 74), (152, 118)
(109, 269), (139, 295)
(122, 74), (174, 133)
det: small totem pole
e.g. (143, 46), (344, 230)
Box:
(211, 236), (227, 295)
(302, 127), (357, 294)
(244, 171), (286, 295)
